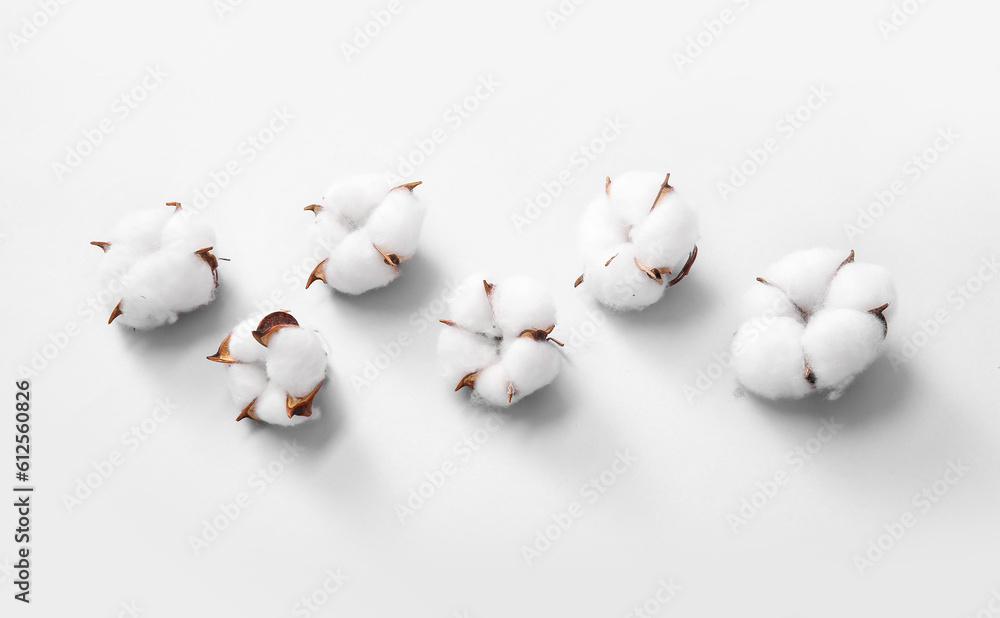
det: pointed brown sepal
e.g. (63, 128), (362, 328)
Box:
(756, 277), (770, 285)
(519, 325), (556, 342)
(605, 176), (612, 197)
(455, 372), (478, 392)
(166, 201), (182, 212)
(440, 319), (457, 327)
(90, 241), (112, 253)
(286, 382), (322, 419)
(507, 383), (515, 403)
(236, 399), (261, 422)
(483, 280), (495, 297)
(869, 303), (889, 337)
(373, 244), (407, 269)
(605, 253), (619, 267)
(804, 361), (818, 388)
(206, 333), (238, 364)
(391, 180), (423, 192)
(252, 311), (300, 346)
(306, 259), (328, 289)
(573, 274), (584, 288)
(634, 258), (671, 284)
(304, 204), (324, 215)
(194, 246), (219, 270)
(838, 249), (856, 272)
(108, 300), (124, 324)
(666, 245), (699, 287)
(649, 173), (674, 211)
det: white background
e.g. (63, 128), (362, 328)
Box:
(2, 0), (1000, 616)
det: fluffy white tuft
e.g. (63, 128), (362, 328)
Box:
(438, 275), (563, 408)
(94, 205), (219, 330)
(732, 249), (895, 400)
(307, 174), (427, 295)
(211, 312), (327, 426)
(576, 172), (699, 311)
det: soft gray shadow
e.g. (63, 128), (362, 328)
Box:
(605, 277), (717, 329)
(240, 373), (345, 456)
(747, 356), (915, 429)
(118, 283), (239, 357)
(327, 256), (444, 316)
(468, 379), (573, 429)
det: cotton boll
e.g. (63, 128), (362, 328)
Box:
(583, 244), (666, 311)
(265, 328), (328, 398)
(438, 328), (499, 384)
(440, 275), (563, 406)
(802, 309), (884, 393)
(208, 311), (327, 426)
(305, 175), (427, 295)
(502, 338), (561, 399)
(471, 363), (517, 407)
(448, 275), (498, 335)
(321, 173), (394, 226)
(228, 363), (268, 409)
(579, 196), (628, 258)
(629, 196), (699, 274)
(732, 318), (812, 400)
(94, 205), (220, 329)
(731, 249), (896, 400)
(763, 248), (847, 315)
(364, 189), (426, 258)
(608, 171), (666, 227)
(492, 277), (557, 337)
(322, 231), (399, 294)
(824, 263), (896, 316)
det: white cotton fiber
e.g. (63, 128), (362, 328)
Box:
(265, 327), (328, 398)
(763, 247), (845, 315)
(93, 204), (219, 330)
(306, 174), (427, 295)
(576, 172), (699, 311)
(439, 275), (563, 408)
(732, 318), (812, 400)
(732, 249), (895, 400)
(208, 311), (327, 426)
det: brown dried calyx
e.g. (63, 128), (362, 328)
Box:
(304, 181), (422, 289)
(207, 311), (323, 422)
(93, 201), (222, 324)
(575, 173), (698, 288)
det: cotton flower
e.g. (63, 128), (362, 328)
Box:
(574, 172), (699, 310)
(207, 311), (327, 426)
(91, 203), (219, 329)
(731, 248), (895, 400)
(303, 174), (426, 295)
(438, 275), (564, 407)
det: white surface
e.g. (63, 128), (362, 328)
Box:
(2, 1), (999, 616)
